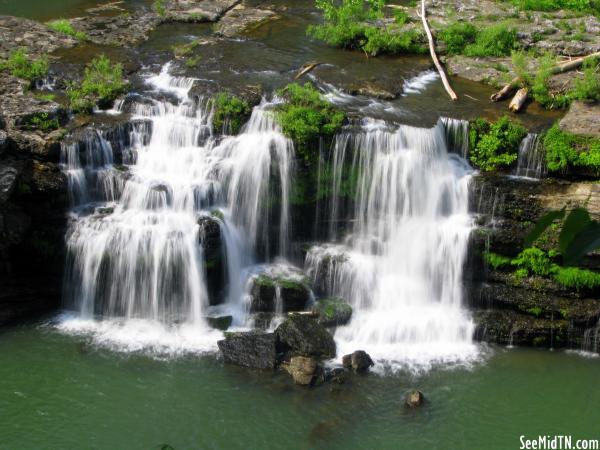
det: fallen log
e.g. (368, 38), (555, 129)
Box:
(509, 87), (529, 112)
(295, 62), (322, 80)
(491, 51), (600, 102)
(419, 0), (458, 100)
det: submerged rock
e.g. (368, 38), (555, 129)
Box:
(313, 297), (352, 327)
(405, 390), (424, 408)
(342, 350), (374, 373)
(217, 331), (277, 369)
(275, 314), (336, 359)
(283, 356), (322, 386)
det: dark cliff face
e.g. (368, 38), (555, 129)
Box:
(466, 174), (600, 350)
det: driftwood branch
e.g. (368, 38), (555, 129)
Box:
(491, 51), (600, 102)
(509, 88), (529, 112)
(295, 62), (322, 80)
(420, 0), (458, 101)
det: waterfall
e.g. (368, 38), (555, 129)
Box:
(306, 119), (478, 371)
(440, 117), (469, 159)
(515, 133), (546, 179)
(59, 64), (294, 352)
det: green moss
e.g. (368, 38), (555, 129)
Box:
(511, 247), (558, 277)
(439, 23), (478, 55)
(47, 19), (88, 41)
(543, 124), (600, 174)
(570, 58), (600, 103)
(553, 267), (600, 290)
(468, 116), (527, 172)
(483, 251), (512, 270)
(532, 336), (547, 346)
(526, 306), (543, 316)
(185, 56), (201, 68)
(34, 93), (56, 102)
(211, 209), (225, 221)
(172, 41), (200, 58)
(212, 92), (251, 135)
(0, 48), (48, 83)
(463, 23), (518, 57)
(275, 83), (345, 162)
(66, 55), (127, 113)
(23, 112), (59, 132)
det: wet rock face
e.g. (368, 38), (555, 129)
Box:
(198, 216), (227, 306)
(313, 297), (352, 327)
(283, 356), (322, 386)
(70, 12), (160, 47)
(248, 266), (312, 313)
(275, 314), (336, 359)
(342, 350), (374, 373)
(217, 331), (278, 369)
(559, 101), (600, 139)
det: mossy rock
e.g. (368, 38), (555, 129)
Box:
(313, 297), (352, 327)
(275, 314), (336, 359)
(206, 315), (232, 331)
(249, 268), (312, 313)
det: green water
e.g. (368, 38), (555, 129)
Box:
(0, 322), (598, 450)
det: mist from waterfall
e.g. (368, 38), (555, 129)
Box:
(306, 119), (478, 371)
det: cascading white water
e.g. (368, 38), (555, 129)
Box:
(58, 64), (294, 352)
(306, 119), (478, 371)
(515, 133), (546, 179)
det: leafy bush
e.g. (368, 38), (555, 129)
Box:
(0, 48), (48, 83)
(469, 116), (527, 171)
(570, 58), (600, 103)
(543, 124), (600, 173)
(307, 0), (424, 55)
(439, 23), (478, 55)
(463, 23), (518, 57)
(530, 52), (570, 109)
(66, 55), (126, 113)
(153, 0), (166, 17)
(24, 112), (59, 132)
(393, 9), (409, 25)
(212, 93), (251, 135)
(483, 251), (512, 269)
(510, 0), (600, 13)
(275, 83), (346, 161)
(47, 19), (88, 41)
(511, 247), (558, 277)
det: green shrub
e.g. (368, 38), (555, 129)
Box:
(570, 58), (600, 103)
(393, 9), (409, 25)
(510, 0), (600, 13)
(153, 0), (166, 17)
(0, 48), (48, 83)
(511, 247), (558, 277)
(439, 23), (477, 55)
(469, 116), (527, 171)
(464, 23), (518, 57)
(307, 0), (423, 55)
(24, 112), (59, 132)
(47, 19), (88, 41)
(275, 83), (346, 162)
(212, 93), (251, 135)
(66, 55), (126, 113)
(531, 52), (570, 109)
(553, 266), (600, 290)
(543, 124), (600, 173)
(511, 50), (532, 87)
(484, 251), (512, 269)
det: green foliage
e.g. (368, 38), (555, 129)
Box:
(47, 19), (88, 41)
(393, 9), (409, 25)
(526, 306), (543, 316)
(530, 53), (570, 109)
(570, 58), (600, 103)
(24, 112), (59, 132)
(34, 92), (56, 102)
(439, 23), (477, 55)
(275, 83), (346, 162)
(0, 48), (48, 83)
(511, 247), (558, 277)
(468, 116), (527, 172)
(172, 41), (200, 58)
(185, 56), (201, 68)
(543, 124), (600, 173)
(463, 23), (518, 57)
(510, 0), (600, 13)
(511, 50), (532, 87)
(554, 266), (600, 290)
(307, 0), (424, 55)
(153, 0), (166, 17)
(66, 55), (126, 113)
(483, 251), (512, 270)
(212, 92), (251, 135)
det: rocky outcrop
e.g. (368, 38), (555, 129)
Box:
(248, 266), (312, 313)
(70, 12), (160, 47)
(214, 4), (279, 38)
(163, 0), (241, 22)
(217, 331), (279, 369)
(559, 101), (600, 138)
(342, 350), (374, 373)
(313, 297), (352, 327)
(198, 216), (227, 306)
(283, 355), (322, 386)
(275, 314), (336, 359)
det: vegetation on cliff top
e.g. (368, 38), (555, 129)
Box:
(468, 116), (527, 172)
(66, 55), (127, 113)
(543, 124), (600, 174)
(275, 83), (346, 162)
(212, 93), (251, 135)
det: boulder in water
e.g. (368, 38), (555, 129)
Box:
(342, 350), (374, 373)
(249, 266), (312, 313)
(283, 356), (322, 386)
(313, 297), (352, 327)
(275, 314), (336, 359)
(217, 331), (278, 369)
(206, 315), (232, 331)
(405, 390), (425, 408)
